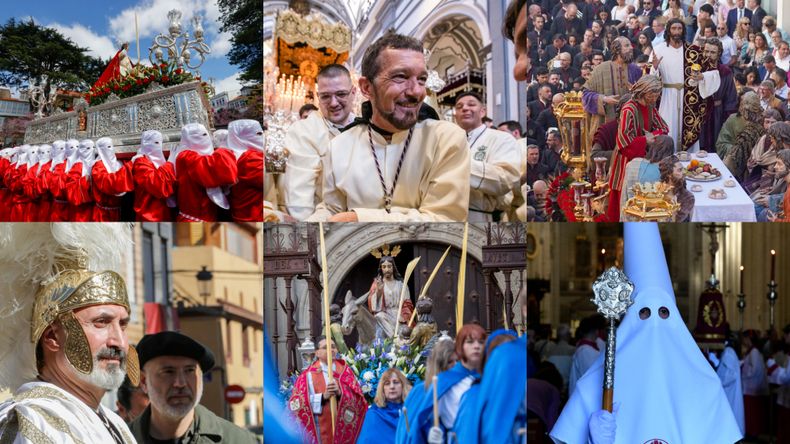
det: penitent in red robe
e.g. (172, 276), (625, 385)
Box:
(65, 163), (94, 222)
(21, 164), (44, 222)
(289, 359), (367, 444)
(8, 164), (30, 222)
(48, 163), (70, 222)
(0, 157), (10, 221)
(132, 158), (176, 222)
(229, 149), (263, 222)
(35, 161), (53, 222)
(91, 161), (134, 221)
(175, 149), (238, 222)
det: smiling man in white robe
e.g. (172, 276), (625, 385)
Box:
(0, 224), (137, 443)
(309, 31), (470, 222)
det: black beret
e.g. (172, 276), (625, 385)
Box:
(137, 331), (215, 373)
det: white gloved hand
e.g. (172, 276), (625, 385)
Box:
(708, 352), (720, 368)
(589, 403), (619, 444)
(167, 145), (180, 164)
(427, 426), (444, 444)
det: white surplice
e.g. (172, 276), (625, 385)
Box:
(465, 125), (522, 222)
(310, 119), (471, 222)
(0, 381), (135, 443)
(652, 41), (720, 153)
(283, 111), (352, 220)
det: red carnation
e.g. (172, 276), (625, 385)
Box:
(162, 76), (170, 82)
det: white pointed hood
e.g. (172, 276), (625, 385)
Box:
(227, 119), (264, 159)
(50, 140), (67, 171)
(132, 130), (166, 168)
(96, 137), (122, 174)
(176, 123), (229, 209)
(550, 223), (742, 444)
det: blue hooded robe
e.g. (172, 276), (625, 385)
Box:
(358, 401), (403, 444)
(406, 361), (481, 444)
(263, 328), (303, 444)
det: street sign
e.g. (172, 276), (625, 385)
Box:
(224, 384), (246, 404)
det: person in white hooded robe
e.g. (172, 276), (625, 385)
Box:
(91, 137), (133, 221)
(550, 223), (742, 444)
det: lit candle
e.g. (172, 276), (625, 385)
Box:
(739, 265), (744, 293)
(600, 248), (606, 269)
(770, 250), (776, 282)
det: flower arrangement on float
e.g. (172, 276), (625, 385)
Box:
(277, 335), (426, 404)
(545, 171), (608, 222)
(85, 61), (213, 105)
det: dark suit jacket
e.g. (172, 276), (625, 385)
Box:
(550, 16), (586, 39)
(635, 8), (661, 25)
(545, 44), (576, 63)
(528, 99), (551, 119)
(751, 7), (767, 33)
(726, 8), (752, 36)
(535, 107), (558, 132)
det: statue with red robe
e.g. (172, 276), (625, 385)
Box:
(289, 337), (367, 444)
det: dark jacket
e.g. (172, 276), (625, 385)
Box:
(726, 7), (752, 36)
(130, 404), (259, 443)
(751, 7), (767, 33)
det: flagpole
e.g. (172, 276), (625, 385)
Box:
(135, 12), (141, 65)
(318, 223), (337, 435)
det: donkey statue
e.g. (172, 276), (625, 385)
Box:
(340, 290), (378, 346)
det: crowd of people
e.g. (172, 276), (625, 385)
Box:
(271, 324), (527, 444)
(526, 0), (790, 222)
(0, 119), (264, 222)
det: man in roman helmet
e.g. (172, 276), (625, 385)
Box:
(0, 224), (137, 443)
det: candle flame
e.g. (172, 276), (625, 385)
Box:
(601, 248), (606, 255)
(740, 265), (744, 271)
(771, 250), (776, 255)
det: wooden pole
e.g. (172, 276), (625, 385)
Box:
(456, 223), (469, 334)
(318, 223), (336, 436)
(408, 246), (451, 325)
(432, 376), (439, 428)
(393, 256), (421, 338)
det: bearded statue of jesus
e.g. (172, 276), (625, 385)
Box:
(367, 249), (414, 338)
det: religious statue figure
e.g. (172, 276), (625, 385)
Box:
(409, 296), (438, 348)
(118, 42), (134, 77)
(325, 303), (349, 355)
(367, 244), (414, 338)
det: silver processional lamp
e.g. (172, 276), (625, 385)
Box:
(591, 266), (634, 413)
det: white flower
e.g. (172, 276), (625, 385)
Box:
(362, 370), (374, 382)
(362, 384), (371, 393)
(396, 357), (406, 366)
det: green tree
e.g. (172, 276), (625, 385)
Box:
(217, 0), (263, 83)
(0, 19), (105, 103)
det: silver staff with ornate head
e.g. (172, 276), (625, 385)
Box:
(591, 267), (634, 412)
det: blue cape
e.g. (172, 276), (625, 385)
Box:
(263, 327), (303, 444)
(407, 361), (481, 444)
(395, 381), (426, 444)
(358, 401), (403, 444)
(453, 336), (527, 443)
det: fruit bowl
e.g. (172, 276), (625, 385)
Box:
(684, 159), (721, 181)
